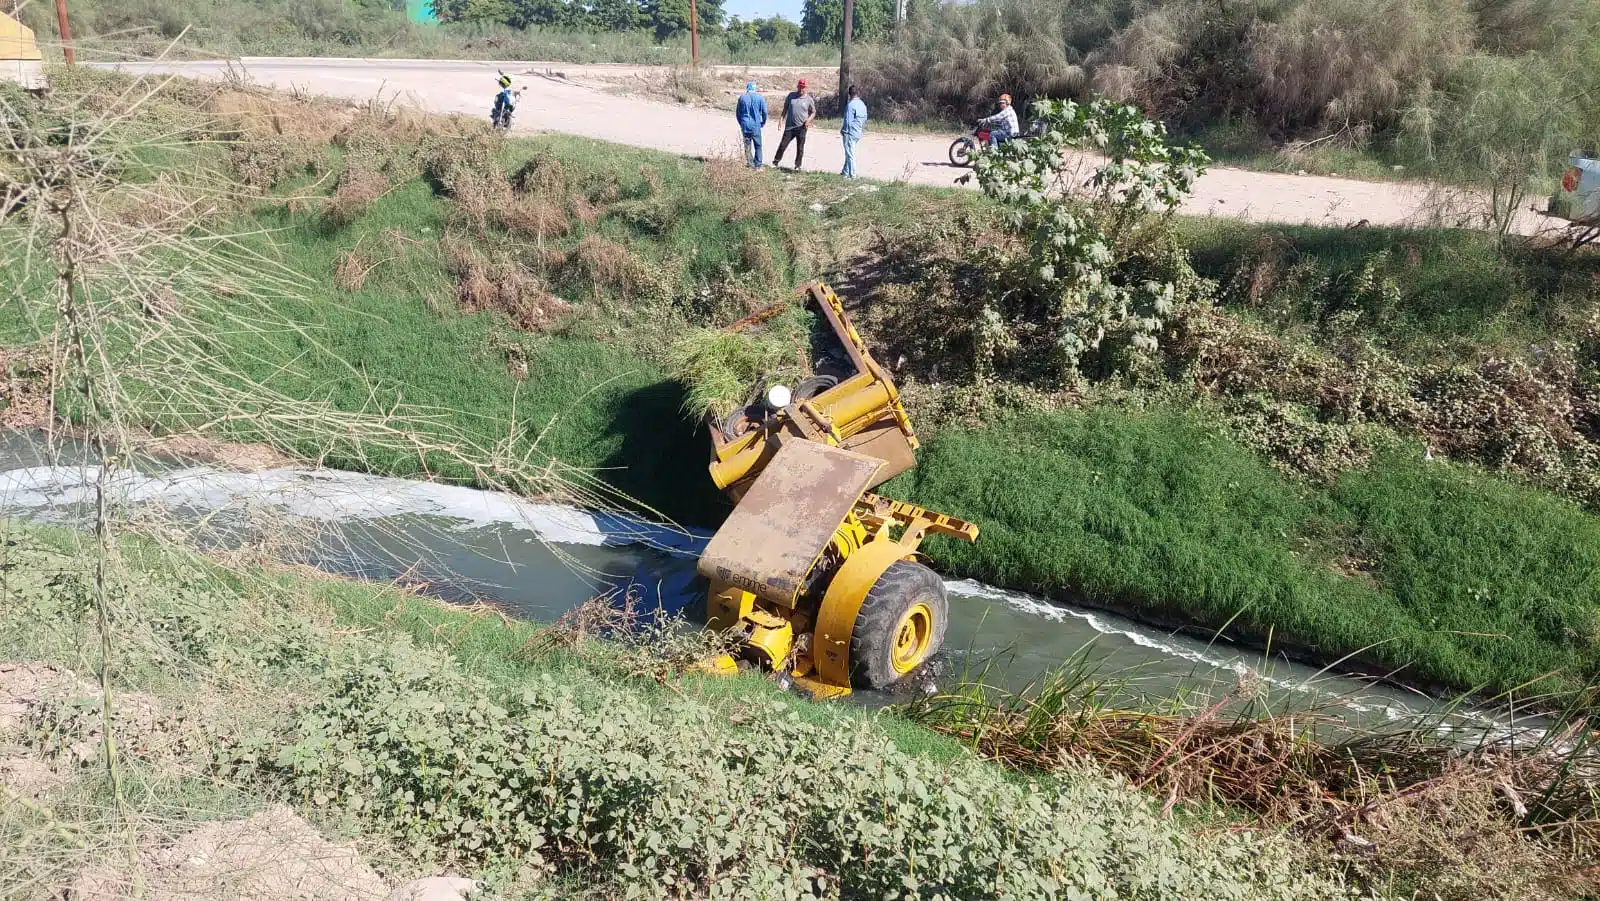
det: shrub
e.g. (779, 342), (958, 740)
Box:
(444, 239), (570, 332)
(228, 134), (317, 189)
(219, 640), (1363, 899)
(915, 99), (1210, 384)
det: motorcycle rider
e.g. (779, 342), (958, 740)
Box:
(491, 72), (516, 129)
(979, 93), (1019, 149)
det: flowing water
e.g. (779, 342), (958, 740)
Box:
(0, 431), (1548, 740)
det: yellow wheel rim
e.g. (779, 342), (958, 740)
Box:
(890, 602), (935, 675)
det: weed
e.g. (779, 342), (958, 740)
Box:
(906, 658), (1600, 901)
(498, 194), (571, 241)
(332, 247), (376, 293)
(324, 168), (390, 226)
(228, 134), (317, 189)
(664, 66), (717, 105)
(562, 234), (668, 303)
(665, 322), (807, 421)
(444, 238), (570, 332)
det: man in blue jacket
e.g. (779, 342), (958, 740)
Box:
(840, 84), (867, 179)
(735, 82), (768, 169)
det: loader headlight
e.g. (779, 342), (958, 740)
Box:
(766, 384), (793, 410)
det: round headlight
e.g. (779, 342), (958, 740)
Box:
(766, 384), (793, 409)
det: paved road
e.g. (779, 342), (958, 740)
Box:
(106, 57), (1547, 233)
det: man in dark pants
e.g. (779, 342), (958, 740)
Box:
(773, 78), (816, 171)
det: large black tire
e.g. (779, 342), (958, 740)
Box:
(849, 561), (948, 690)
(720, 404), (765, 442)
(948, 137), (976, 168)
(793, 375), (839, 402)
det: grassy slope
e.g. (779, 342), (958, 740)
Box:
(3, 77), (1596, 700)
(897, 412), (1600, 694)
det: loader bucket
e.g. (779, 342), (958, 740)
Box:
(697, 440), (883, 607)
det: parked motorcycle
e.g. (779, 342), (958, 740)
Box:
(947, 118), (1046, 167)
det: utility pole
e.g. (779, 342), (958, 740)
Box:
(688, 0), (699, 67)
(839, 0), (854, 94)
(54, 0), (74, 65)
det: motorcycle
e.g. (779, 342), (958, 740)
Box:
(491, 70), (521, 131)
(947, 118), (1046, 167)
(490, 88), (521, 131)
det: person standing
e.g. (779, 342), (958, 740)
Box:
(735, 82), (768, 169)
(773, 78), (816, 171)
(840, 85), (868, 179)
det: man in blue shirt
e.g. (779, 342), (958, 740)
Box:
(840, 84), (867, 179)
(735, 82), (768, 169)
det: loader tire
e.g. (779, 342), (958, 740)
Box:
(794, 375), (839, 402)
(721, 404), (765, 442)
(850, 561), (948, 690)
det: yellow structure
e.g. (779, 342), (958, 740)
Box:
(697, 283), (979, 698)
(1, 13), (47, 91)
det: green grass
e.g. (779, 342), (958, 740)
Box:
(892, 407), (1600, 696)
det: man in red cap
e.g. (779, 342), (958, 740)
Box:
(773, 78), (817, 171)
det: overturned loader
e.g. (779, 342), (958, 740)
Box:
(697, 283), (978, 698)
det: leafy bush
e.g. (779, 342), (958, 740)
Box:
(219, 639), (1363, 899)
(864, 100), (1210, 392)
(970, 98), (1209, 376)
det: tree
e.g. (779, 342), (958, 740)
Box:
(799, 0), (889, 44)
(755, 15), (799, 44)
(725, 15), (757, 50)
(506, 0), (588, 27)
(589, 0), (645, 31)
(643, 0), (722, 39)
(430, 0), (512, 22)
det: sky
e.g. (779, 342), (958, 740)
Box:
(723, 0), (806, 23)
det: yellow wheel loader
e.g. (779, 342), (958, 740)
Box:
(696, 283), (978, 698)
(1, 13), (47, 92)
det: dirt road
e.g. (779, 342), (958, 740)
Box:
(107, 57), (1549, 234)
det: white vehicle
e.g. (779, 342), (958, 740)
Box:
(1549, 152), (1600, 223)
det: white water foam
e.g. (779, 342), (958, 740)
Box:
(0, 464), (709, 554)
(941, 577), (1550, 743)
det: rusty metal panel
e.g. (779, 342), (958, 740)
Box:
(697, 440), (883, 607)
